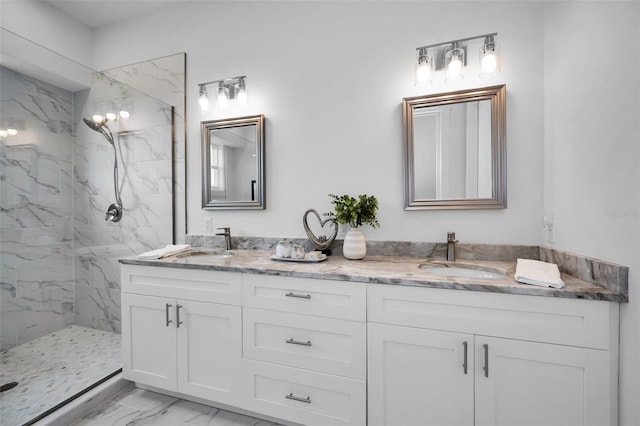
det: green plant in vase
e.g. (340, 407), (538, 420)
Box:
(325, 194), (379, 259)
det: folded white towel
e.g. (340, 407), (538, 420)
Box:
(138, 244), (191, 259)
(515, 259), (565, 289)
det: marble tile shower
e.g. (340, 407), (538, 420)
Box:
(0, 66), (75, 350)
(2, 63), (175, 341)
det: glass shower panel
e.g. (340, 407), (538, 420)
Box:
(1, 28), (174, 425)
(73, 73), (173, 332)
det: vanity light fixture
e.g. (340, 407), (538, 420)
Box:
(415, 32), (499, 84)
(197, 75), (247, 112)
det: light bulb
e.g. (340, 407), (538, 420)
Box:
(92, 114), (104, 123)
(448, 58), (462, 78)
(198, 94), (209, 112)
(416, 62), (432, 85)
(119, 110), (130, 120)
(446, 47), (464, 80)
(105, 112), (117, 121)
(7, 128), (18, 136)
(479, 37), (499, 78)
(415, 48), (432, 85)
(237, 89), (248, 106)
(0, 129), (8, 137)
(481, 53), (497, 75)
(237, 79), (248, 106)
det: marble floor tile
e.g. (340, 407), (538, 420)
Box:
(71, 386), (282, 426)
(0, 325), (121, 426)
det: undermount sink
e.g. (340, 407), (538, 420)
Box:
(418, 260), (506, 279)
(175, 249), (234, 259)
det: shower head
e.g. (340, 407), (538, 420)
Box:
(82, 117), (114, 145)
(82, 116), (103, 132)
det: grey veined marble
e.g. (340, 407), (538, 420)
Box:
(125, 239), (628, 302)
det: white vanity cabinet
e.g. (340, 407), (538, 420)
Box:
(242, 274), (367, 426)
(121, 262), (620, 426)
(367, 284), (619, 426)
(121, 265), (242, 407)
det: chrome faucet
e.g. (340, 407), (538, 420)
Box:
(216, 227), (232, 250)
(446, 232), (459, 261)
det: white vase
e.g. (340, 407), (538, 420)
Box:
(343, 228), (366, 260)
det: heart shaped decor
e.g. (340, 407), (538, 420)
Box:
(303, 209), (338, 251)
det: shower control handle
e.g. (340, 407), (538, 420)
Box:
(165, 303), (173, 327)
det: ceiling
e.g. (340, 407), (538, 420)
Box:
(43, 0), (195, 29)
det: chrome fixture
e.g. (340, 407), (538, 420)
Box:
(415, 32), (499, 85)
(82, 116), (123, 222)
(216, 227), (232, 250)
(198, 76), (247, 112)
(446, 232), (459, 261)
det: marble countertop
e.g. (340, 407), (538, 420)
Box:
(120, 249), (626, 302)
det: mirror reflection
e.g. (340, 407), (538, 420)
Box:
(403, 85), (506, 210)
(202, 115), (265, 209)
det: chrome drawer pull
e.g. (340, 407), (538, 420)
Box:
(286, 393), (311, 403)
(176, 304), (183, 328)
(285, 292), (311, 299)
(483, 343), (489, 378)
(286, 338), (312, 346)
(165, 303), (173, 327)
(462, 341), (468, 375)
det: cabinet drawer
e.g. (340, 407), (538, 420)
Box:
(121, 264), (241, 305)
(368, 284), (617, 350)
(243, 308), (366, 379)
(243, 360), (366, 426)
(242, 274), (365, 321)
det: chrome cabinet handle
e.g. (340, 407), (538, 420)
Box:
(285, 393), (311, 403)
(286, 338), (312, 346)
(176, 304), (183, 328)
(463, 341), (468, 375)
(483, 343), (489, 378)
(285, 292), (311, 299)
(165, 303), (173, 327)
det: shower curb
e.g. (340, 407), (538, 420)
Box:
(30, 371), (132, 426)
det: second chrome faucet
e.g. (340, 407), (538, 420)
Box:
(216, 227), (232, 250)
(446, 232), (459, 261)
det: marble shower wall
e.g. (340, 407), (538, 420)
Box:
(103, 53), (186, 244)
(73, 72), (173, 333)
(0, 66), (75, 350)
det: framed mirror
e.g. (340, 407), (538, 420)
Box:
(201, 114), (265, 209)
(403, 84), (506, 210)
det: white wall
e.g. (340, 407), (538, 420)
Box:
(0, 0), (92, 67)
(92, 1), (545, 244)
(543, 2), (640, 424)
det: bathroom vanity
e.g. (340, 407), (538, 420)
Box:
(120, 249), (625, 426)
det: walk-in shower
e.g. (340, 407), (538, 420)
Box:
(0, 28), (178, 425)
(82, 116), (123, 222)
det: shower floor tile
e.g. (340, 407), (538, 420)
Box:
(71, 386), (283, 426)
(0, 325), (121, 426)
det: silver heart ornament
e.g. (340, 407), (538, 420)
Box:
(303, 209), (338, 251)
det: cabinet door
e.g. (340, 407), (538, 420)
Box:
(121, 293), (177, 390)
(176, 299), (242, 406)
(368, 323), (474, 426)
(475, 336), (611, 426)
